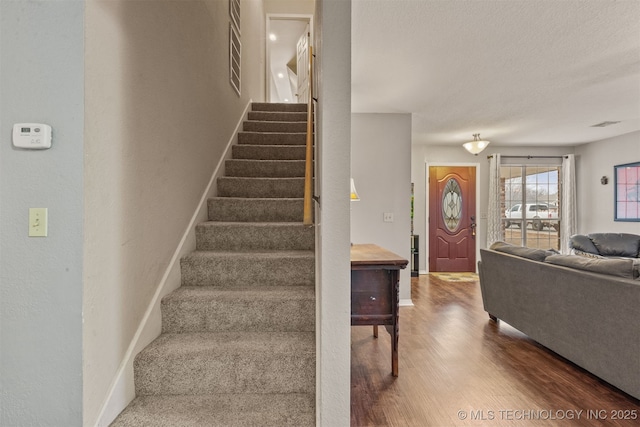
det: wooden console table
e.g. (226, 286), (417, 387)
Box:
(351, 244), (408, 377)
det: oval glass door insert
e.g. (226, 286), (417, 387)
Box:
(442, 178), (462, 231)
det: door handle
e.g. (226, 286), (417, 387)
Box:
(470, 218), (477, 236)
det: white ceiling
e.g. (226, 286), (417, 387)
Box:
(351, 0), (640, 148)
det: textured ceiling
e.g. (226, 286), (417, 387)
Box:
(351, 0), (640, 147)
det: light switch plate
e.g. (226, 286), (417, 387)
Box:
(383, 212), (394, 223)
(29, 208), (48, 237)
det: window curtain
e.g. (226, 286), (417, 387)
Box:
(486, 153), (502, 246)
(561, 154), (577, 254)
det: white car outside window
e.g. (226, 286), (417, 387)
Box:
(505, 203), (559, 231)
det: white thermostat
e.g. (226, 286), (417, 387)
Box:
(12, 123), (52, 150)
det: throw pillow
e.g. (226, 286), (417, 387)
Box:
(569, 234), (599, 255)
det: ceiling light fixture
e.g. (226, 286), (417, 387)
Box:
(269, 33), (277, 41)
(463, 133), (490, 155)
(277, 72), (284, 79)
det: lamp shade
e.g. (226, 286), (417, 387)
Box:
(350, 178), (360, 201)
(463, 133), (490, 155)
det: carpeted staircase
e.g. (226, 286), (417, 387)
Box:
(111, 103), (315, 426)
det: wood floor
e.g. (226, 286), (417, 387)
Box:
(351, 274), (640, 426)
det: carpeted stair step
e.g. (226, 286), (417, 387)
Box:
(243, 120), (307, 133)
(232, 144), (306, 160)
(208, 197), (303, 222)
(251, 102), (307, 112)
(248, 111), (307, 122)
(161, 286), (315, 333)
(195, 222), (314, 251)
(133, 332), (315, 395)
(110, 393), (314, 427)
(217, 177), (304, 198)
(238, 132), (307, 145)
(225, 159), (305, 178)
(180, 250), (315, 287)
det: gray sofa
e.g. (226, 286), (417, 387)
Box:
(569, 232), (640, 259)
(478, 242), (640, 399)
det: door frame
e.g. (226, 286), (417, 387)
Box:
(265, 14), (314, 103)
(425, 161), (481, 273)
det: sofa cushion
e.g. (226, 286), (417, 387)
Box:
(588, 233), (640, 258)
(490, 241), (553, 262)
(544, 254), (640, 279)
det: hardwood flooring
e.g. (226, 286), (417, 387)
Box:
(351, 274), (640, 426)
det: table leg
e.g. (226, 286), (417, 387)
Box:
(373, 325), (378, 338)
(392, 323), (398, 376)
(385, 324), (398, 377)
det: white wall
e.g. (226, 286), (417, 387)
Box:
(351, 113), (412, 303)
(411, 144), (574, 273)
(265, 0), (315, 15)
(0, 1), (84, 425)
(84, 1), (265, 425)
(314, 0), (351, 426)
(575, 131), (640, 234)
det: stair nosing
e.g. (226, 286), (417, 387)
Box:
(209, 196), (303, 201)
(139, 331), (316, 356)
(238, 132), (307, 135)
(184, 249), (314, 255)
(233, 143), (307, 147)
(218, 176), (305, 180)
(227, 159), (306, 163)
(164, 285), (315, 300)
(197, 221), (310, 226)
(245, 120), (307, 125)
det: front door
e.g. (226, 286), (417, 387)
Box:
(429, 166), (477, 272)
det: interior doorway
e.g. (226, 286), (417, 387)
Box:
(266, 15), (313, 103)
(428, 166), (477, 272)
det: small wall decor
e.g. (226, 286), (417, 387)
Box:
(230, 0), (240, 33)
(614, 161), (640, 221)
(228, 0), (241, 96)
(229, 23), (241, 96)
(601, 176), (608, 185)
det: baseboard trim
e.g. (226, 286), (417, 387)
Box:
(94, 100), (253, 427)
(399, 298), (414, 307)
